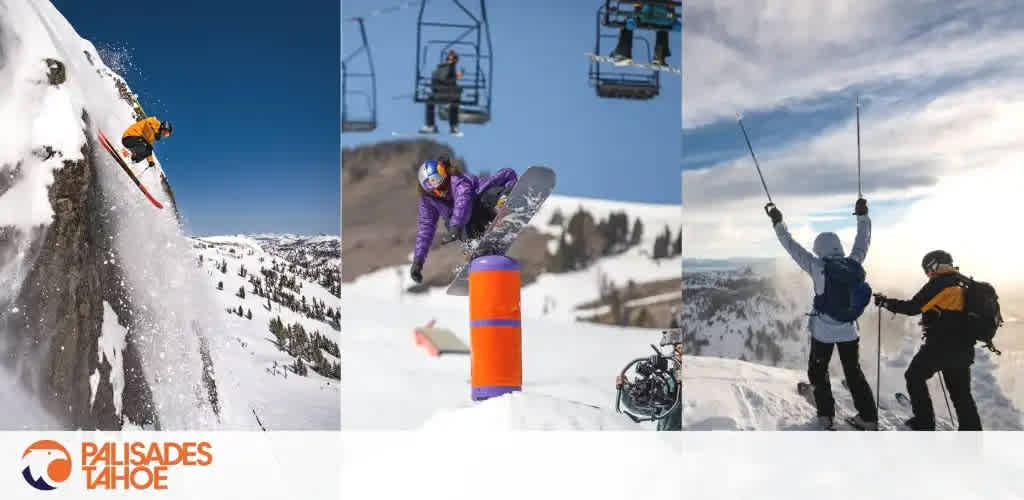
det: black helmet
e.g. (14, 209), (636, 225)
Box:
(921, 250), (953, 274)
(160, 121), (173, 135)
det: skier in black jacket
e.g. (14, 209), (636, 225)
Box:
(875, 250), (982, 430)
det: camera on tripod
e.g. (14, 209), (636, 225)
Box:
(615, 329), (683, 423)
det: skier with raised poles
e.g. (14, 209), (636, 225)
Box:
(419, 50), (464, 136)
(767, 199), (879, 431)
(120, 116), (172, 170)
(874, 250), (983, 431)
(409, 155), (517, 285)
(609, 1), (681, 68)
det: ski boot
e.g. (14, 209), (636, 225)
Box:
(817, 416), (836, 431)
(450, 126), (462, 137)
(846, 415), (879, 431)
(419, 124), (438, 135)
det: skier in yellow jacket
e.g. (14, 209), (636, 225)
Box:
(121, 117), (172, 167)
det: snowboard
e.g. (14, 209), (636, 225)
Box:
(584, 53), (681, 74)
(97, 129), (164, 209)
(445, 166), (556, 296)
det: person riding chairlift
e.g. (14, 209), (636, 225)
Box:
(609, 2), (681, 67)
(420, 50), (464, 136)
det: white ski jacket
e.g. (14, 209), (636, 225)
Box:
(773, 215), (871, 344)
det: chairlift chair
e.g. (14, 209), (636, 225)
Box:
(414, 0), (493, 125)
(342, 18), (378, 132)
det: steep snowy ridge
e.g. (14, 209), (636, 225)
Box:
(0, 0), (276, 429)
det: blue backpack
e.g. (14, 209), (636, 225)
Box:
(813, 257), (872, 323)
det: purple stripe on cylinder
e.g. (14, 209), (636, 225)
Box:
(469, 319), (522, 328)
(471, 385), (521, 401)
(469, 255), (520, 272)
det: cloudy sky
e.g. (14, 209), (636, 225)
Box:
(682, 0), (1024, 289)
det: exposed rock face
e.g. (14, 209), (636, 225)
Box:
(0, 118), (190, 430)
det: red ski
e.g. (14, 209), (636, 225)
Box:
(96, 128), (164, 209)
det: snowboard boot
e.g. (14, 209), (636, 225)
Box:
(846, 415), (879, 431)
(817, 416), (836, 431)
(610, 52), (632, 66)
(419, 124), (438, 134)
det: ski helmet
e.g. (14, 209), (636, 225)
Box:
(418, 159), (448, 196)
(160, 121), (173, 135)
(921, 250), (953, 275)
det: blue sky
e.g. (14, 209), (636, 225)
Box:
(680, 0), (1024, 286)
(342, 0), (681, 204)
(52, 0), (340, 236)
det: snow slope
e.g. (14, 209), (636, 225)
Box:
(192, 235), (340, 430)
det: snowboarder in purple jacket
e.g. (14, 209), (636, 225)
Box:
(410, 156), (518, 284)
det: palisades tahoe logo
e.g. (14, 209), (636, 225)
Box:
(21, 440), (71, 490)
(21, 440), (213, 491)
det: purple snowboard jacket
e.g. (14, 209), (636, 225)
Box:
(413, 168), (518, 261)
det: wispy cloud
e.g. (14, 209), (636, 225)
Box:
(682, 0), (1024, 289)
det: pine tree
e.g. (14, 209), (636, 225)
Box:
(217, 281), (224, 291)
(236, 286), (246, 299)
(630, 218), (644, 248)
(246, 309), (253, 320)
(672, 227), (682, 256)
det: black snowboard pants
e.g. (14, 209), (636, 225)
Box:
(425, 83), (461, 130)
(905, 343), (981, 430)
(121, 135), (152, 164)
(808, 338), (878, 421)
(465, 184), (509, 240)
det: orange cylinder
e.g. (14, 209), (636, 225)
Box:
(468, 255), (522, 401)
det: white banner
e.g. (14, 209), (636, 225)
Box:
(0, 432), (339, 499)
(341, 432), (1024, 500)
(5, 431), (1024, 498)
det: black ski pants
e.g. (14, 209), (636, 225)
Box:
(808, 338), (877, 421)
(905, 343), (982, 430)
(121, 135), (151, 164)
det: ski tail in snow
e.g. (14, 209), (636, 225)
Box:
(96, 129), (164, 209)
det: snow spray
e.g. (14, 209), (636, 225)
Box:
(468, 256), (522, 400)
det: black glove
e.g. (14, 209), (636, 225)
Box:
(873, 293), (891, 309)
(765, 203), (783, 226)
(410, 258), (424, 284)
(854, 198), (868, 216)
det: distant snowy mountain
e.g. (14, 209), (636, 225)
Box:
(190, 234), (340, 430)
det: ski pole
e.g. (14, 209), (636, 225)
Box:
(876, 304), (881, 415)
(856, 96), (862, 198)
(736, 114), (773, 205)
(938, 373), (956, 429)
